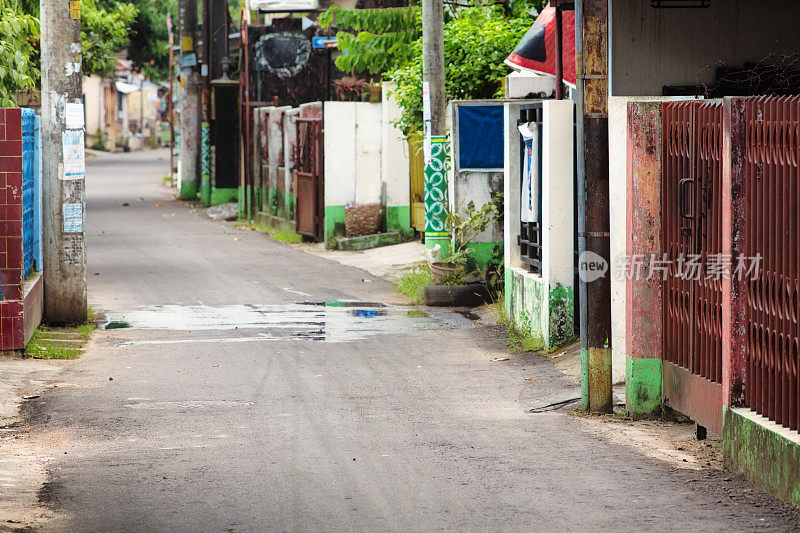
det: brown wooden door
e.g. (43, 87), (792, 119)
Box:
(295, 118), (323, 240)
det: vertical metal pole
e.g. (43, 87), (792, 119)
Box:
(140, 77), (144, 148)
(41, 0), (88, 323)
(169, 27), (175, 187)
(577, 0), (612, 413)
(554, 3), (564, 100)
(180, 0), (201, 200)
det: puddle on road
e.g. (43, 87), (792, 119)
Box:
(101, 301), (474, 344)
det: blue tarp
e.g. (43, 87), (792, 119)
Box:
(457, 104), (504, 170)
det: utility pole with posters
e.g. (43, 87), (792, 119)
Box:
(40, 0), (88, 323)
(179, 0), (201, 200)
(421, 0), (448, 253)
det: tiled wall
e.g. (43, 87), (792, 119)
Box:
(0, 108), (27, 349)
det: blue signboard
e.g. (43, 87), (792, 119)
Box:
(312, 37), (337, 49)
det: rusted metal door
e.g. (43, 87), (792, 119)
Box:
(741, 96), (800, 431)
(295, 117), (323, 240)
(662, 101), (724, 434)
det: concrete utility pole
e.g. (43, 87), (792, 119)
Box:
(576, 0), (612, 413)
(40, 0), (88, 323)
(422, 0), (445, 136)
(179, 0), (201, 200)
(421, 0), (448, 253)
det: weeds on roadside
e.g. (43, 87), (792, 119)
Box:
(271, 229), (303, 243)
(489, 295), (545, 353)
(236, 222), (303, 243)
(396, 265), (434, 305)
(24, 329), (81, 359)
(23, 307), (97, 359)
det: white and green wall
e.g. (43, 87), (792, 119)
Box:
(323, 85), (412, 248)
(503, 100), (575, 349)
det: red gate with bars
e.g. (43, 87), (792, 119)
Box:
(662, 100), (725, 433)
(658, 96), (800, 435)
(740, 96), (800, 431)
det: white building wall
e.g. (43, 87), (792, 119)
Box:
(541, 100), (574, 289)
(354, 103), (382, 206)
(323, 102), (383, 208)
(324, 102), (357, 208)
(82, 75), (104, 138)
(381, 82), (410, 208)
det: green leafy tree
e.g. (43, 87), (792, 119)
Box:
(81, 0), (138, 77)
(125, 0), (177, 81)
(0, 0), (39, 106)
(388, 5), (532, 135)
(319, 6), (421, 75)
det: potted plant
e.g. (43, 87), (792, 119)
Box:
(428, 196), (502, 287)
(334, 76), (366, 102)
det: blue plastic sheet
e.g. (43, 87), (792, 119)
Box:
(457, 105), (504, 170)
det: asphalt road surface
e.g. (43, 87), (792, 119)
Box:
(23, 150), (800, 531)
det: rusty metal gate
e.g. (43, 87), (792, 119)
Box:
(294, 117), (323, 240)
(742, 96), (800, 431)
(662, 100), (724, 433)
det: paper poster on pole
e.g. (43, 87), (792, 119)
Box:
(62, 130), (85, 179)
(65, 102), (85, 129)
(422, 81), (431, 121)
(63, 203), (83, 233)
(422, 81), (432, 165)
(423, 122), (432, 165)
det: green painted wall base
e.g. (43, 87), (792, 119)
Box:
(180, 180), (198, 201)
(257, 211), (297, 233)
(211, 187), (238, 206)
(724, 407), (800, 509)
(285, 192), (296, 221)
(325, 204), (414, 249)
(505, 267), (574, 349)
(386, 205), (413, 239)
(337, 231), (402, 251)
(463, 241), (501, 270)
(626, 355), (663, 418)
(324, 205), (346, 248)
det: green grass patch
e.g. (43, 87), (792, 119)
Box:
(489, 297), (544, 353)
(24, 329), (81, 360)
(236, 222), (303, 243)
(270, 229), (303, 243)
(396, 266), (434, 305)
(23, 307), (97, 359)
(505, 326), (544, 354)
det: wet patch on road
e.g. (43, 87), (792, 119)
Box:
(100, 301), (475, 344)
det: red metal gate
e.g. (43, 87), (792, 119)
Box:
(294, 117), (323, 240)
(742, 96), (800, 431)
(662, 100), (724, 433)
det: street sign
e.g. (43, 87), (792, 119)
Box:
(312, 36), (336, 49)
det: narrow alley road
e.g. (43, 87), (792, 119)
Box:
(23, 150), (799, 531)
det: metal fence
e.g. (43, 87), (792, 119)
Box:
(742, 96), (800, 431)
(662, 100), (724, 383)
(21, 108), (41, 281)
(517, 103), (543, 274)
